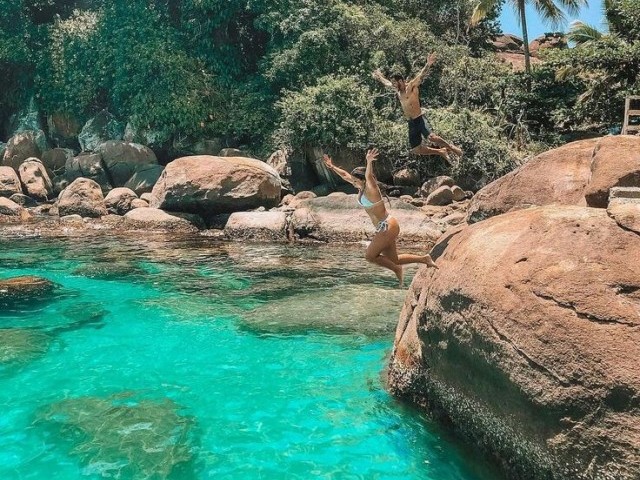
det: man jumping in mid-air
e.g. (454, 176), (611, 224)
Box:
(373, 53), (463, 163)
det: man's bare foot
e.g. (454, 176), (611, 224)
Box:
(394, 266), (404, 287)
(437, 148), (452, 164)
(421, 255), (439, 269)
(448, 144), (463, 157)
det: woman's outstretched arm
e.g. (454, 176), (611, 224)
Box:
(364, 148), (379, 185)
(323, 154), (359, 187)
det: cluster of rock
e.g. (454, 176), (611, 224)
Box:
(388, 135), (640, 479)
(0, 110), (472, 243)
(493, 32), (566, 71)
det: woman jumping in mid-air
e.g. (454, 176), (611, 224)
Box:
(323, 148), (438, 286)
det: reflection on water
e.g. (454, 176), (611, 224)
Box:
(0, 233), (501, 480)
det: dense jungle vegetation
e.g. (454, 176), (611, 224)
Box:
(1, 0), (639, 187)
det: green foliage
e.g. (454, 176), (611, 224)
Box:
(275, 75), (375, 149)
(426, 108), (521, 188)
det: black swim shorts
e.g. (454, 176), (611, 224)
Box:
(408, 115), (432, 149)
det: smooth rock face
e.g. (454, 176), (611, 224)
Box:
(124, 164), (164, 195)
(123, 207), (201, 232)
(2, 131), (44, 169)
(0, 166), (22, 197)
(65, 153), (112, 193)
(58, 178), (107, 218)
(290, 195), (443, 244)
(225, 211), (288, 241)
(96, 140), (158, 187)
(104, 187), (138, 215)
(18, 158), (53, 201)
(78, 110), (124, 152)
(388, 206), (640, 480)
(584, 135), (640, 208)
(130, 199), (148, 209)
(150, 156), (281, 215)
(468, 139), (597, 223)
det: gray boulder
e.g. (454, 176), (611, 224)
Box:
(78, 110), (124, 152)
(41, 148), (74, 177)
(65, 153), (112, 193)
(420, 176), (455, 198)
(96, 140), (158, 187)
(124, 164), (164, 195)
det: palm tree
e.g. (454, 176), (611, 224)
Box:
(470, 0), (588, 78)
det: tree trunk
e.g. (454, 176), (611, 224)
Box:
(518, 0), (532, 90)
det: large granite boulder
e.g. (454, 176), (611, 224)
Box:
(0, 166), (22, 197)
(65, 153), (112, 193)
(58, 178), (107, 218)
(290, 194), (443, 244)
(95, 140), (158, 187)
(124, 164), (164, 195)
(467, 139), (598, 223)
(150, 155), (281, 215)
(492, 33), (524, 52)
(420, 176), (455, 198)
(18, 158), (53, 201)
(2, 131), (46, 169)
(388, 205), (640, 480)
(104, 187), (138, 215)
(584, 135), (640, 208)
(78, 110), (124, 152)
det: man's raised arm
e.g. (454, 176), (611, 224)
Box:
(372, 69), (394, 90)
(409, 53), (437, 87)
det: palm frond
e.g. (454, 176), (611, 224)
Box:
(533, 0), (566, 29)
(567, 20), (604, 45)
(558, 0), (589, 17)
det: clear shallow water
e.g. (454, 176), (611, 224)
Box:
(0, 235), (499, 480)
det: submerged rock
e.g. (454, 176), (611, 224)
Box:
(36, 394), (196, 479)
(0, 276), (57, 309)
(240, 284), (405, 336)
(388, 205), (640, 480)
(0, 329), (51, 365)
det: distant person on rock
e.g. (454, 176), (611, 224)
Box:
(372, 53), (463, 163)
(323, 148), (438, 286)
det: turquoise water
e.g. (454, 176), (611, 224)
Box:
(0, 235), (498, 479)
